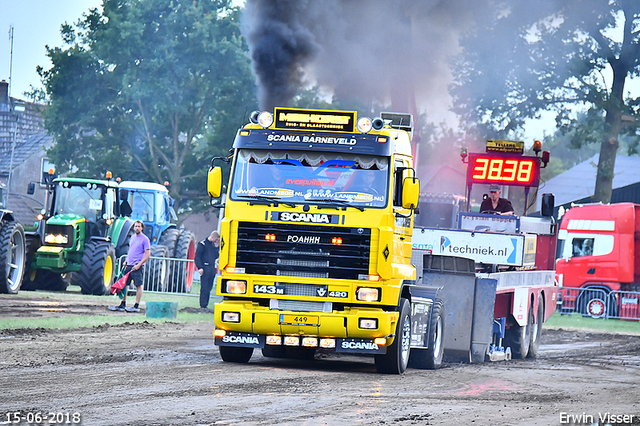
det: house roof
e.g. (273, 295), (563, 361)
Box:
(0, 132), (53, 174)
(537, 154), (640, 209)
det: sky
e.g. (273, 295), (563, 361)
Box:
(0, 0), (102, 99)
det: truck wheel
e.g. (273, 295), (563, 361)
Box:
(219, 346), (253, 363)
(0, 221), (26, 294)
(576, 288), (613, 318)
(504, 307), (533, 359)
(144, 245), (168, 292)
(375, 298), (411, 374)
(72, 241), (116, 295)
(409, 299), (445, 370)
(528, 295), (544, 359)
(170, 230), (196, 293)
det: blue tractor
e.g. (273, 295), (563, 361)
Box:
(118, 181), (196, 292)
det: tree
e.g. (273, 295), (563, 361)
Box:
(38, 0), (257, 210)
(451, 0), (640, 203)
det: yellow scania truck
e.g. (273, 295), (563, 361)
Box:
(206, 108), (559, 374)
(207, 108), (444, 374)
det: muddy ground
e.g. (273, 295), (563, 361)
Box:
(1, 297), (640, 426)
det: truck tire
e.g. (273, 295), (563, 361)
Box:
(576, 287), (616, 318)
(504, 306), (533, 359)
(72, 241), (116, 295)
(144, 245), (169, 292)
(219, 346), (253, 363)
(0, 221), (26, 294)
(528, 295), (544, 359)
(170, 230), (196, 293)
(409, 299), (445, 370)
(375, 298), (411, 374)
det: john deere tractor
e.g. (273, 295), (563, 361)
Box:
(23, 174), (134, 295)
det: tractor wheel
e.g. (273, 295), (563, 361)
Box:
(219, 346), (253, 363)
(527, 294), (544, 359)
(0, 221), (26, 294)
(375, 298), (411, 374)
(72, 241), (116, 295)
(158, 228), (180, 254)
(170, 230), (196, 293)
(22, 269), (68, 292)
(504, 306), (533, 359)
(409, 299), (445, 370)
(115, 224), (135, 260)
(143, 245), (169, 292)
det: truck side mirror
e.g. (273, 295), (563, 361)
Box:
(541, 193), (555, 217)
(207, 166), (223, 198)
(401, 177), (420, 209)
(27, 182), (36, 195)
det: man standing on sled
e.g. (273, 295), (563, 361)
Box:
(109, 220), (151, 312)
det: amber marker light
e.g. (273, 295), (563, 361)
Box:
(377, 137), (388, 143)
(106, 171), (113, 179)
(374, 338), (387, 346)
(213, 329), (226, 338)
(265, 233), (276, 241)
(331, 237), (342, 245)
(240, 130), (250, 136)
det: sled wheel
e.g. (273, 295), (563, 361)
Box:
(219, 346), (253, 363)
(409, 298), (445, 369)
(528, 294), (544, 359)
(72, 241), (116, 295)
(375, 298), (411, 374)
(0, 221), (26, 294)
(504, 304), (533, 359)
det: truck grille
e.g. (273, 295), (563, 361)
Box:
(236, 222), (370, 280)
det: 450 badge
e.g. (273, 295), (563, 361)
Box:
(253, 284), (348, 298)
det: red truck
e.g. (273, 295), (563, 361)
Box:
(556, 203), (640, 319)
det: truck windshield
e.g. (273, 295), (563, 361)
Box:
(53, 184), (103, 222)
(230, 149), (389, 208)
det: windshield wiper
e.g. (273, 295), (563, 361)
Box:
(305, 198), (365, 212)
(237, 195), (296, 208)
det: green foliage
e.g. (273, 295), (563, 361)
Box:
(39, 0), (257, 211)
(451, 1), (640, 203)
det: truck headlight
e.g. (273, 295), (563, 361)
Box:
(356, 287), (380, 302)
(359, 318), (378, 329)
(222, 312), (240, 322)
(44, 233), (69, 244)
(225, 280), (247, 294)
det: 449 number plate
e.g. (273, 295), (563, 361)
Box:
(279, 314), (319, 326)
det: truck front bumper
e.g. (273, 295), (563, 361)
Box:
(214, 300), (399, 355)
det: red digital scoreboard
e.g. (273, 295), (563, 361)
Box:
(466, 153), (541, 187)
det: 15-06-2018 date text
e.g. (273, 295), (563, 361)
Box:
(4, 412), (81, 424)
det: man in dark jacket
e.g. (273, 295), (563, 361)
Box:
(480, 184), (514, 215)
(195, 230), (220, 311)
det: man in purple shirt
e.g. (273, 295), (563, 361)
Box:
(109, 220), (151, 312)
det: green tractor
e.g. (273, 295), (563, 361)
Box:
(23, 174), (134, 295)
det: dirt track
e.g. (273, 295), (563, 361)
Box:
(1, 297), (640, 426)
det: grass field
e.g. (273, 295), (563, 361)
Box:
(3, 289), (640, 334)
(0, 285), (215, 330)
